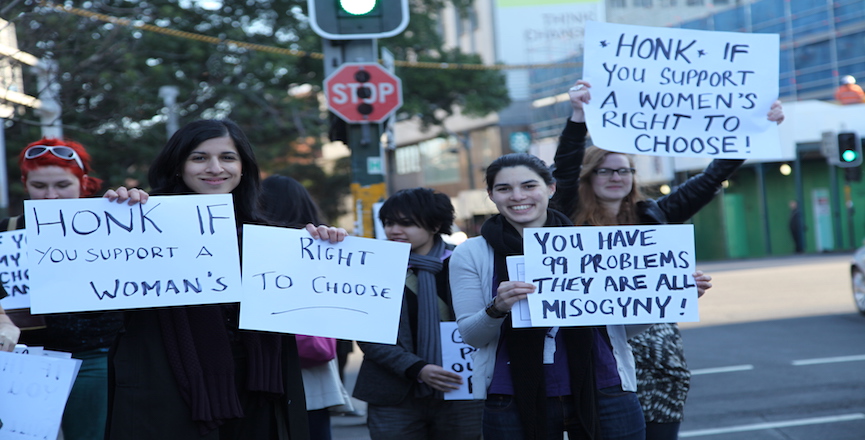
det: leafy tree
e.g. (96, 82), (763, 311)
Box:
(1, 0), (509, 220)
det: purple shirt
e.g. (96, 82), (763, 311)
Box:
(488, 330), (572, 397)
(593, 327), (621, 389)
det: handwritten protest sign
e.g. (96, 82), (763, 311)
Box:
(0, 230), (28, 310)
(25, 194), (242, 313)
(239, 225), (409, 344)
(440, 322), (477, 401)
(523, 225), (698, 326)
(583, 21), (780, 159)
(506, 256), (532, 328)
(0, 351), (81, 440)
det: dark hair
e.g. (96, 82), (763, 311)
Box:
(485, 153), (554, 191)
(379, 187), (454, 235)
(147, 119), (263, 224)
(19, 137), (103, 196)
(260, 175), (322, 228)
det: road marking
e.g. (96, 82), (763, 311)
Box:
(690, 364), (753, 375)
(792, 354), (865, 366)
(680, 413), (865, 437)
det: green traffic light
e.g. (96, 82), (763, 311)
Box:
(339, 0), (377, 15)
(842, 150), (859, 162)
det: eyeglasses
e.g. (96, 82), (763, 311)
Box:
(593, 167), (635, 177)
(24, 145), (85, 171)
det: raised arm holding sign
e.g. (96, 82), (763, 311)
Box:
(549, 25), (784, 433)
(581, 21), (782, 160)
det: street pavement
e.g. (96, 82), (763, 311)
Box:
(330, 251), (862, 439)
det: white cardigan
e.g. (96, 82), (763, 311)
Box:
(449, 235), (645, 399)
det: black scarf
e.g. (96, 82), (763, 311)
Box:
(481, 209), (602, 440)
(158, 306), (284, 434)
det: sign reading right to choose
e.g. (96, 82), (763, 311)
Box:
(583, 21), (781, 159)
(523, 225), (698, 327)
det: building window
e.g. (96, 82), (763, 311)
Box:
(420, 138), (460, 184)
(609, 0), (626, 7)
(396, 145), (420, 175)
(687, 0), (704, 5)
(633, 0), (653, 6)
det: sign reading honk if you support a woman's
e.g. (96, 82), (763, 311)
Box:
(25, 194), (241, 313)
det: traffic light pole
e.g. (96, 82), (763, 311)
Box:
(323, 38), (386, 238)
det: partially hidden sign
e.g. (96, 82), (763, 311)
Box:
(239, 225), (409, 344)
(583, 21), (780, 159)
(25, 194), (242, 313)
(523, 225), (699, 326)
(0, 350), (81, 440)
(0, 230), (28, 310)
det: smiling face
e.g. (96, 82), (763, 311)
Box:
(590, 153), (634, 207)
(24, 166), (82, 200)
(489, 165), (555, 233)
(182, 136), (242, 195)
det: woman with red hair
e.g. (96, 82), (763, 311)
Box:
(0, 137), (141, 440)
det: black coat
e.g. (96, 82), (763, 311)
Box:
(550, 120), (744, 225)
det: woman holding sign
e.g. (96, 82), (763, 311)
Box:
(105, 119), (346, 440)
(353, 187), (484, 440)
(553, 81), (784, 440)
(0, 137), (134, 440)
(449, 154), (606, 440)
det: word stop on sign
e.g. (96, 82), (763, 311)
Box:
(330, 82), (396, 104)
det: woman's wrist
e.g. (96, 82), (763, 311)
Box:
(485, 298), (508, 319)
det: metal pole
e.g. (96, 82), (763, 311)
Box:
(0, 118), (8, 215)
(159, 86), (180, 139)
(324, 38), (386, 238)
(33, 59), (62, 138)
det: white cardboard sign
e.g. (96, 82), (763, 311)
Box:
(0, 230), (28, 310)
(239, 225), (409, 344)
(0, 351), (81, 440)
(524, 225), (698, 326)
(25, 194), (242, 313)
(583, 21), (781, 159)
(440, 322), (478, 401)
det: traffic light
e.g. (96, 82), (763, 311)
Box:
(309, 0), (409, 40)
(837, 132), (862, 168)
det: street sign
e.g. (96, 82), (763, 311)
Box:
(325, 63), (402, 123)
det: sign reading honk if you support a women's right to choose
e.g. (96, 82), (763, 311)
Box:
(25, 194), (242, 313)
(583, 21), (781, 160)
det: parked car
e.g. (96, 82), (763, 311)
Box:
(850, 246), (865, 315)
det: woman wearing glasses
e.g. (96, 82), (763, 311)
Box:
(0, 137), (135, 440)
(553, 81), (784, 440)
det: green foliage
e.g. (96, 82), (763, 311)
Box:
(2, 0), (509, 220)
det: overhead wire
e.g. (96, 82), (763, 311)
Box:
(35, 0), (583, 71)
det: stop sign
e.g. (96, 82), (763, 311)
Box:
(325, 63), (402, 123)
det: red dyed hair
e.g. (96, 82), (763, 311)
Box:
(19, 138), (103, 197)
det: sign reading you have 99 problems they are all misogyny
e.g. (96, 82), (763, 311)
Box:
(25, 194), (242, 314)
(523, 224), (699, 327)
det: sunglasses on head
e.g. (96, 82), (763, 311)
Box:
(24, 145), (85, 171)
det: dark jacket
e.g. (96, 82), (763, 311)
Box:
(352, 249), (455, 406)
(550, 119), (744, 424)
(551, 120), (744, 225)
(0, 215), (125, 353)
